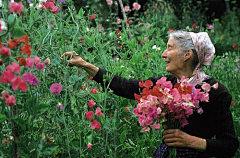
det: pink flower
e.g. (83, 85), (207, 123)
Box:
(58, 103), (63, 110)
(87, 143), (92, 149)
(91, 120), (101, 130)
(6, 62), (20, 74)
(106, 0), (113, 5)
(95, 107), (103, 117)
(12, 76), (28, 91)
(88, 99), (95, 108)
(36, 63), (45, 71)
(45, 58), (51, 65)
(141, 127), (150, 132)
(22, 72), (39, 86)
(145, 55), (149, 58)
(89, 14), (96, 20)
(25, 58), (34, 69)
(124, 6), (131, 12)
(114, 1), (118, 5)
(50, 83), (62, 94)
(235, 58), (239, 62)
(91, 87), (98, 94)
(85, 111), (94, 120)
(2, 138), (10, 145)
(140, 41), (144, 45)
(212, 82), (218, 89)
(133, 2), (141, 10)
(186, 26), (189, 30)
(150, 122), (161, 130)
(125, 106), (129, 111)
(117, 18), (121, 24)
(146, 23), (151, 28)
(208, 25), (214, 29)
(2, 91), (10, 100)
(144, 37), (147, 42)
(0, 71), (16, 84)
(5, 96), (16, 107)
(0, 47), (11, 58)
(42, 2), (55, 9)
(98, 24), (103, 32)
(33, 56), (41, 64)
(51, 7), (58, 14)
(202, 83), (211, 92)
(10, 2), (24, 14)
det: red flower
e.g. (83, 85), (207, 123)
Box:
(80, 38), (84, 43)
(89, 14), (96, 20)
(87, 143), (92, 149)
(192, 23), (197, 28)
(95, 107), (103, 117)
(89, 76), (93, 80)
(232, 101), (235, 106)
(88, 99), (95, 108)
(126, 19), (130, 24)
(2, 138), (10, 145)
(19, 58), (27, 66)
(50, 22), (54, 26)
(118, 45), (122, 48)
(2, 91), (10, 100)
(85, 111), (94, 120)
(140, 41), (144, 45)
(232, 44), (237, 50)
(146, 54), (149, 58)
(91, 120), (101, 130)
(5, 96), (16, 107)
(116, 30), (120, 35)
(168, 28), (174, 32)
(125, 106), (129, 111)
(20, 43), (31, 57)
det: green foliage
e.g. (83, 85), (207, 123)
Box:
(0, 0), (239, 157)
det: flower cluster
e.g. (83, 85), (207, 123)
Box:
(133, 76), (218, 132)
(41, 1), (59, 14)
(8, 35), (31, 57)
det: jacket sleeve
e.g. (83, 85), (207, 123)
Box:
(204, 91), (239, 157)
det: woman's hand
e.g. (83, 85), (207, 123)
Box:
(61, 51), (87, 68)
(163, 129), (207, 151)
(61, 51), (99, 77)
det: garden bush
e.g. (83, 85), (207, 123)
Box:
(0, 0), (239, 157)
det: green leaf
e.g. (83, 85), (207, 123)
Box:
(0, 114), (6, 123)
(51, 59), (61, 65)
(13, 27), (26, 38)
(86, 134), (92, 143)
(36, 103), (49, 115)
(13, 118), (26, 130)
(42, 143), (58, 156)
(78, 8), (85, 17)
(68, 75), (82, 84)
(120, 130), (126, 143)
(7, 14), (15, 31)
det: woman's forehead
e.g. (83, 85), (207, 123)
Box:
(167, 37), (176, 47)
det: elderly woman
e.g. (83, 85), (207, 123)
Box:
(62, 31), (239, 157)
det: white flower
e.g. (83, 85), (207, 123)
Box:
(0, 0), (2, 7)
(0, 19), (7, 31)
(86, 27), (90, 32)
(29, 3), (34, 7)
(121, 65), (124, 68)
(152, 45), (161, 50)
(39, 0), (47, 2)
(35, 3), (43, 10)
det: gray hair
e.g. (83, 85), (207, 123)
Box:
(169, 30), (199, 71)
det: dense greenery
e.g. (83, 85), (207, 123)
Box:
(0, 0), (239, 157)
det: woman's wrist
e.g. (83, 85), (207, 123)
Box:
(189, 136), (207, 152)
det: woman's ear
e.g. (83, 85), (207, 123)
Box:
(184, 49), (193, 61)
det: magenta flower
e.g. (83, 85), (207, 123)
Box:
(85, 111), (94, 120)
(25, 58), (34, 69)
(208, 25), (214, 29)
(35, 63), (45, 71)
(5, 96), (16, 107)
(87, 143), (92, 149)
(50, 83), (62, 94)
(58, 103), (63, 110)
(23, 72), (39, 86)
(90, 120), (101, 130)
(33, 56), (41, 64)
(95, 107), (103, 117)
(6, 62), (20, 74)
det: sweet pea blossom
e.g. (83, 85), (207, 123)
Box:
(132, 2), (141, 10)
(2, 91), (10, 100)
(117, 18), (121, 24)
(85, 111), (94, 120)
(10, 2), (24, 14)
(91, 120), (101, 130)
(124, 6), (131, 12)
(87, 143), (92, 149)
(6, 62), (20, 74)
(58, 103), (63, 110)
(50, 83), (62, 94)
(22, 72), (39, 86)
(36, 63), (45, 71)
(208, 25), (214, 29)
(88, 99), (95, 108)
(95, 107), (103, 117)
(5, 96), (16, 107)
(0, 47), (11, 58)
(91, 87), (98, 94)
(57, 0), (65, 4)
(106, 0), (113, 5)
(45, 58), (50, 65)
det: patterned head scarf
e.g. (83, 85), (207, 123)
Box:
(188, 32), (215, 86)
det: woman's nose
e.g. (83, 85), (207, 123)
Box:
(161, 49), (167, 58)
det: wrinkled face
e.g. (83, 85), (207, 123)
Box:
(161, 37), (184, 75)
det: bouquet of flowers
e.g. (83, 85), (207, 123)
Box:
(133, 76), (218, 157)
